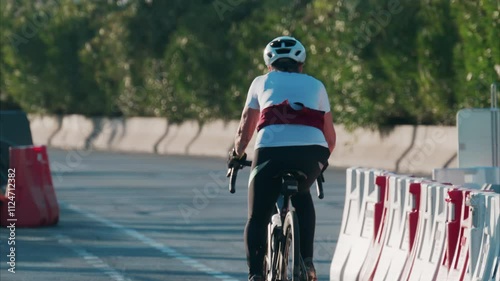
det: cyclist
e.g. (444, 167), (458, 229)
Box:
(228, 36), (336, 281)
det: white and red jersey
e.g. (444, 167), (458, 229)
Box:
(244, 71), (331, 149)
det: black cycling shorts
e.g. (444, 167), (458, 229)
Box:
(244, 145), (330, 275)
(248, 145), (330, 194)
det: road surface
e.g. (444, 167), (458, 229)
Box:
(0, 148), (347, 281)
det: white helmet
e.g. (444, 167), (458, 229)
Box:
(263, 36), (306, 66)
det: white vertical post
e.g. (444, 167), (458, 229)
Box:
(492, 83), (499, 167)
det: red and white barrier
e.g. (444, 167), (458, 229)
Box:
(372, 177), (420, 281)
(357, 173), (391, 281)
(330, 168), (387, 281)
(330, 167), (499, 281)
(400, 182), (450, 281)
(1, 145), (59, 227)
(435, 188), (471, 281)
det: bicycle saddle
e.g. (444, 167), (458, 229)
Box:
(275, 170), (308, 181)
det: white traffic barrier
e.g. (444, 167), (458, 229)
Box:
(469, 191), (487, 281)
(482, 184), (500, 193)
(330, 168), (387, 281)
(371, 176), (421, 281)
(433, 167), (500, 189)
(358, 172), (392, 281)
(469, 192), (500, 281)
(401, 182), (450, 281)
(330, 167), (364, 281)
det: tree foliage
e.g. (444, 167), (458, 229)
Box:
(1, 0), (498, 128)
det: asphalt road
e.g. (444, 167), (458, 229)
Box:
(0, 148), (347, 281)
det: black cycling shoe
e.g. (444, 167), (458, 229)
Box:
(303, 258), (318, 281)
(248, 274), (264, 281)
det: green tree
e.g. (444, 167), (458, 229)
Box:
(1, 0), (498, 128)
(451, 0), (500, 108)
(1, 0), (126, 115)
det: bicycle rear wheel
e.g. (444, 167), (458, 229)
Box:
(281, 211), (302, 281)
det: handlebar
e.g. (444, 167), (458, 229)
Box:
(226, 160), (252, 193)
(226, 160), (325, 199)
(316, 173), (325, 199)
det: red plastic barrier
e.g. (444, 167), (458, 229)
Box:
(408, 182), (421, 252)
(395, 182), (422, 281)
(371, 178), (421, 281)
(401, 182), (451, 281)
(0, 195), (9, 224)
(374, 175), (388, 239)
(36, 146), (59, 225)
(435, 188), (470, 281)
(1, 145), (59, 227)
(447, 189), (474, 281)
(358, 175), (389, 281)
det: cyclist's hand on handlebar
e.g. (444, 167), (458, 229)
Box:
(227, 149), (247, 169)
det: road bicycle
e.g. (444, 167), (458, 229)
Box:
(227, 159), (325, 281)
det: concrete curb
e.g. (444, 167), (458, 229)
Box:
(29, 115), (458, 174)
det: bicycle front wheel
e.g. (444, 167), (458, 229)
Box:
(281, 211), (301, 281)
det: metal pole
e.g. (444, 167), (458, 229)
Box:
(491, 83), (498, 166)
(492, 83), (498, 109)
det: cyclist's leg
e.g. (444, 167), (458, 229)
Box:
(245, 147), (281, 279)
(288, 145), (330, 279)
(291, 191), (315, 259)
(292, 191), (319, 280)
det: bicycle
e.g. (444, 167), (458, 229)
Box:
(227, 159), (325, 281)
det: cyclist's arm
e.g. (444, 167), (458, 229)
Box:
(323, 111), (336, 154)
(234, 106), (259, 156)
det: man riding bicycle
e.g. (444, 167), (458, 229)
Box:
(228, 36), (337, 281)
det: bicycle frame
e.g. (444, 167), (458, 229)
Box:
(267, 172), (308, 281)
(227, 158), (326, 281)
(276, 181), (296, 226)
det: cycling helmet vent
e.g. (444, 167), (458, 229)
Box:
(270, 39), (297, 48)
(263, 36), (307, 66)
(276, 48), (291, 54)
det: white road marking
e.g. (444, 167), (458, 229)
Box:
(18, 262), (63, 268)
(18, 236), (49, 241)
(62, 202), (241, 281)
(55, 234), (132, 281)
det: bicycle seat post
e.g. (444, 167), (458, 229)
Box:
(276, 170), (307, 223)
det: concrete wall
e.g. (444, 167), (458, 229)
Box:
(28, 115), (458, 174)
